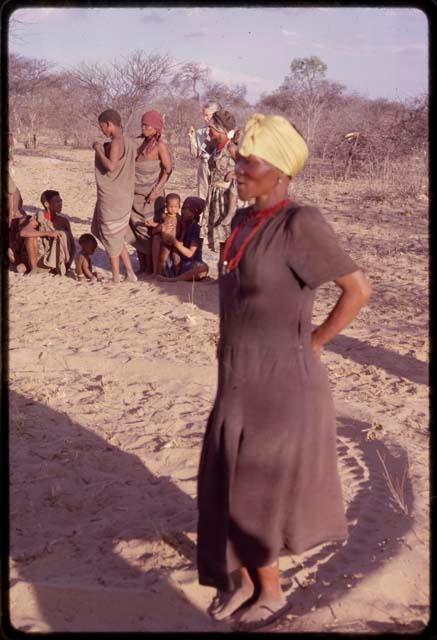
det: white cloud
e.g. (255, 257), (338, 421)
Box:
(393, 43), (427, 53)
(281, 29), (300, 38)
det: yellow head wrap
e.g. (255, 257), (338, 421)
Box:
(238, 113), (308, 177)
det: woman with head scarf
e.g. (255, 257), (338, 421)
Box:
(188, 101), (221, 200)
(197, 114), (372, 628)
(200, 109), (236, 255)
(125, 110), (173, 274)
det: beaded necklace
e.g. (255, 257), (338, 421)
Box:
(221, 199), (290, 274)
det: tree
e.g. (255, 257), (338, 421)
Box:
(8, 53), (56, 147)
(68, 50), (173, 130)
(170, 62), (210, 102)
(257, 56), (344, 153)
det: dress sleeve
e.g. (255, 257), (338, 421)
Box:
(285, 206), (359, 289)
(188, 223), (201, 247)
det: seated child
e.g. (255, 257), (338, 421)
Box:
(145, 192), (182, 276)
(20, 190), (75, 276)
(76, 233), (101, 282)
(157, 196), (208, 282)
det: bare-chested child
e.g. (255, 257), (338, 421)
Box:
(91, 109), (137, 283)
(20, 190), (75, 276)
(145, 193), (182, 276)
(76, 233), (101, 282)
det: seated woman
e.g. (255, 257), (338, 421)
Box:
(156, 197), (208, 282)
(20, 190), (75, 276)
(7, 132), (30, 273)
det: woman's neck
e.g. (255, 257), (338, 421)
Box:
(253, 184), (290, 212)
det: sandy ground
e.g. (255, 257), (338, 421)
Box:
(7, 143), (429, 633)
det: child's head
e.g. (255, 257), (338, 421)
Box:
(79, 233), (98, 256)
(98, 109), (122, 137)
(41, 190), (62, 214)
(165, 193), (181, 216)
(181, 197), (205, 224)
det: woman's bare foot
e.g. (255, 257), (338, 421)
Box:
(125, 270), (138, 282)
(112, 273), (120, 284)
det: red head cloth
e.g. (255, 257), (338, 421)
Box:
(183, 196), (206, 218)
(141, 110), (164, 135)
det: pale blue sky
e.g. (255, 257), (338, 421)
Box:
(10, 6), (428, 105)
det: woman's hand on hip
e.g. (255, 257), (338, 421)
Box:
(311, 331), (322, 359)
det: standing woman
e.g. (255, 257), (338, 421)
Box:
(125, 110), (172, 274)
(188, 101), (220, 200)
(200, 109), (236, 255)
(197, 114), (372, 627)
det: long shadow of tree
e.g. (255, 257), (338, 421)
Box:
(7, 390), (222, 633)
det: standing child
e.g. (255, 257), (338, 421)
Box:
(91, 109), (137, 283)
(20, 190), (75, 276)
(146, 193), (182, 276)
(76, 233), (101, 282)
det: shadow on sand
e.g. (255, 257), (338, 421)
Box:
(7, 391), (420, 632)
(7, 390), (220, 633)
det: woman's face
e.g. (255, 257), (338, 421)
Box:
(142, 122), (157, 137)
(235, 153), (283, 201)
(203, 109), (214, 124)
(208, 126), (224, 141)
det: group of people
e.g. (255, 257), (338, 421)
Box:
(7, 102), (245, 283)
(7, 109), (372, 629)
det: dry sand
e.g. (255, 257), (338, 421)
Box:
(7, 143), (429, 633)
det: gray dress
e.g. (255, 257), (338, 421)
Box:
(197, 203), (359, 592)
(91, 137), (137, 257)
(125, 159), (165, 256)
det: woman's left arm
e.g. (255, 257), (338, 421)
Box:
(311, 270), (372, 358)
(147, 142), (173, 202)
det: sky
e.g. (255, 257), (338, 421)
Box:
(9, 6), (428, 106)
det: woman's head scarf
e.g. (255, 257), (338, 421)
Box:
(140, 110), (164, 154)
(238, 113), (308, 177)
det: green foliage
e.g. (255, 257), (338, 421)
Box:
(290, 56), (328, 86)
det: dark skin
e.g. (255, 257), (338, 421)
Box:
(92, 120), (136, 283)
(92, 121), (124, 172)
(20, 194), (75, 274)
(208, 126), (234, 254)
(211, 152), (372, 625)
(156, 206), (208, 282)
(136, 122), (172, 203)
(76, 240), (100, 282)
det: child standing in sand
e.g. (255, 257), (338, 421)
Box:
(91, 109), (137, 284)
(146, 193), (182, 276)
(76, 233), (101, 282)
